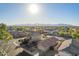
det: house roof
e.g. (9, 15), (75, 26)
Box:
(37, 37), (58, 51)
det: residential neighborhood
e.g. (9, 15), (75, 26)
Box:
(0, 3), (79, 56)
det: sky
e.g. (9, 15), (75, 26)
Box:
(0, 3), (79, 26)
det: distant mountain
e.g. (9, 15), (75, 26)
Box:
(48, 24), (72, 26)
(14, 24), (72, 26)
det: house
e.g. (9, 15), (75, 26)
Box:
(38, 36), (72, 52)
(37, 37), (58, 52)
(9, 31), (29, 38)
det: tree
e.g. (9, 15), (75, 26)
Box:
(0, 23), (7, 31)
(58, 31), (64, 37)
(0, 23), (13, 42)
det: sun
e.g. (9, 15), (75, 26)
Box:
(28, 4), (39, 14)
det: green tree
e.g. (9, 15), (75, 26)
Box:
(0, 23), (13, 42)
(0, 23), (7, 31)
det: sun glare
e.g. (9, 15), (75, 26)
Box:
(28, 4), (39, 14)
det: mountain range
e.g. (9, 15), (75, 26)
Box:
(14, 24), (72, 26)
